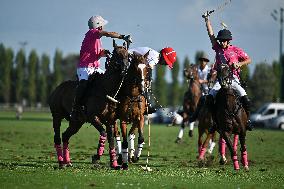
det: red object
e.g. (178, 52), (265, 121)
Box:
(161, 47), (177, 69)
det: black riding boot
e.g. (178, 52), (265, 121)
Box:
(188, 96), (206, 123)
(70, 79), (88, 121)
(144, 92), (156, 115)
(206, 95), (217, 134)
(240, 95), (253, 131)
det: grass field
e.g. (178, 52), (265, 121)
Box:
(0, 111), (283, 189)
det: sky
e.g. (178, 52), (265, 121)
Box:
(1, 0), (284, 74)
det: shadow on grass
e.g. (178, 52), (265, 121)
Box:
(0, 117), (52, 122)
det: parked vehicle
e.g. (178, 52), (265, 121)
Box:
(250, 103), (284, 128)
(267, 111), (284, 130)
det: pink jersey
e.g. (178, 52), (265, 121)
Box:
(78, 29), (102, 68)
(212, 44), (249, 79)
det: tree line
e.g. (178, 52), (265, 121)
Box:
(0, 43), (282, 111)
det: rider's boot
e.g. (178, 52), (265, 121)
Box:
(240, 95), (253, 131)
(70, 79), (88, 121)
(144, 92), (156, 115)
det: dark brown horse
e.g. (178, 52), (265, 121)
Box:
(176, 64), (201, 143)
(116, 51), (150, 169)
(48, 40), (129, 169)
(214, 64), (249, 171)
(197, 70), (217, 162)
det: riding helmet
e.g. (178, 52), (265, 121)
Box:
(216, 29), (232, 40)
(88, 15), (108, 29)
(198, 52), (209, 62)
(160, 47), (177, 69)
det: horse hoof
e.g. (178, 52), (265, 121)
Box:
(132, 156), (139, 163)
(175, 138), (182, 144)
(58, 161), (65, 169)
(117, 154), (123, 165)
(197, 159), (205, 168)
(219, 157), (227, 165)
(112, 165), (121, 170)
(122, 163), (128, 170)
(188, 130), (193, 137)
(244, 166), (249, 171)
(64, 162), (73, 167)
(92, 155), (100, 164)
(128, 157), (133, 163)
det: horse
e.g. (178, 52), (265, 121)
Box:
(196, 70), (217, 165)
(116, 51), (150, 169)
(214, 63), (249, 171)
(48, 40), (129, 169)
(175, 64), (201, 143)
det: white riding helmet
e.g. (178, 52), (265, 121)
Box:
(88, 15), (108, 29)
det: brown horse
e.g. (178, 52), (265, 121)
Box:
(214, 64), (249, 171)
(116, 51), (150, 169)
(48, 40), (129, 169)
(176, 64), (201, 143)
(196, 70), (217, 163)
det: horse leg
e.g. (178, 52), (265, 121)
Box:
(52, 115), (64, 167)
(134, 117), (145, 163)
(199, 132), (211, 160)
(239, 133), (249, 171)
(106, 124), (119, 169)
(91, 117), (107, 163)
(61, 120), (84, 167)
(114, 121), (122, 165)
(128, 125), (136, 162)
(189, 122), (195, 137)
(222, 132), (240, 170)
(208, 132), (216, 154)
(233, 134), (239, 153)
(197, 128), (203, 155)
(120, 121), (129, 169)
(175, 120), (187, 143)
(219, 137), (227, 165)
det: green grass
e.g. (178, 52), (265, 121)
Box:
(0, 111), (284, 189)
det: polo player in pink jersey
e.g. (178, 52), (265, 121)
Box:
(201, 12), (253, 132)
(70, 15), (132, 120)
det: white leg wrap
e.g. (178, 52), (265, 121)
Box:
(208, 141), (216, 154)
(116, 136), (122, 154)
(189, 122), (194, 130)
(128, 134), (135, 158)
(178, 128), (184, 139)
(122, 148), (128, 163)
(135, 142), (145, 158)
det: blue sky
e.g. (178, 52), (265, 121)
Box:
(1, 0), (284, 73)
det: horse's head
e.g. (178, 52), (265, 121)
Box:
(127, 51), (149, 93)
(217, 63), (233, 88)
(107, 40), (129, 75)
(184, 64), (199, 81)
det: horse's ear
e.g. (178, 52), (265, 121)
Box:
(113, 39), (117, 48)
(144, 50), (150, 59)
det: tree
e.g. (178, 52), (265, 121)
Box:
(169, 57), (181, 107)
(52, 49), (63, 91)
(0, 44), (5, 102)
(15, 49), (26, 103)
(181, 56), (191, 94)
(39, 54), (50, 105)
(1, 48), (14, 104)
(272, 60), (281, 102)
(153, 64), (167, 106)
(61, 53), (79, 81)
(249, 63), (276, 111)
(27, 50), (38, 106)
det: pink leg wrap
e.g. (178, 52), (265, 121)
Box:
(109, 148), (118, 168)
(97, 134), (107, 156)
(233, 155), (240, 170)
(63, 142), (71, 163)
(241, 151), (249, 167)
(54, 144), (63, 162)
(219, 138), (226, 156)
(199, 146), (207, 160)
(233, 135), (239, 152)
